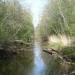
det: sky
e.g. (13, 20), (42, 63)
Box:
(19, 0), (47, 27)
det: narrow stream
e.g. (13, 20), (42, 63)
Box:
(0, 42), (75, 75)
(32, 42), (45, 75)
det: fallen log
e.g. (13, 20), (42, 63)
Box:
(43, 48), (58, 53)
(43, 48), (58, 55)
(51, 48), (58, 53)
(43, 49), (52, 55)
(43, 48), (74, 64)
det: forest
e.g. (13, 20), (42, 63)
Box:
(37, 0), (75, 62)
(0, 0), (75, 75)
(0, 0), (34, 56)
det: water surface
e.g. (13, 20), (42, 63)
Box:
(0, 42), (75, 75)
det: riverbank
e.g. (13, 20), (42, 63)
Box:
(41, 41), (75, 64)
(0, 40), (33, 59)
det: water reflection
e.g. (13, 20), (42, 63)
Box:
(0, 42), (75, 75)
(32, 42), (45, 75)
(0, 48), (33, 75)
(42, 49), (75, 75)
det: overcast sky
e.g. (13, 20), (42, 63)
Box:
(19, 0), (47, 27)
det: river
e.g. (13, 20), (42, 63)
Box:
(0, 42), (75, 75)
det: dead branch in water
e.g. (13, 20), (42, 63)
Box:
(43, 49), (52, 55)
(43, 48), (75, 64)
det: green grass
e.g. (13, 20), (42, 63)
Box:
(48, 43), (64, 50)
(61, 46), (75, 58)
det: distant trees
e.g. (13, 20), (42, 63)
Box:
(38, 0), (75, 41)
(0, 0), (34, 43)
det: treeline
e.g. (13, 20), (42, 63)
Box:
(38, 0), (75, 41)
(0, 0), (34, 44)
(38, 0), (75, 60)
